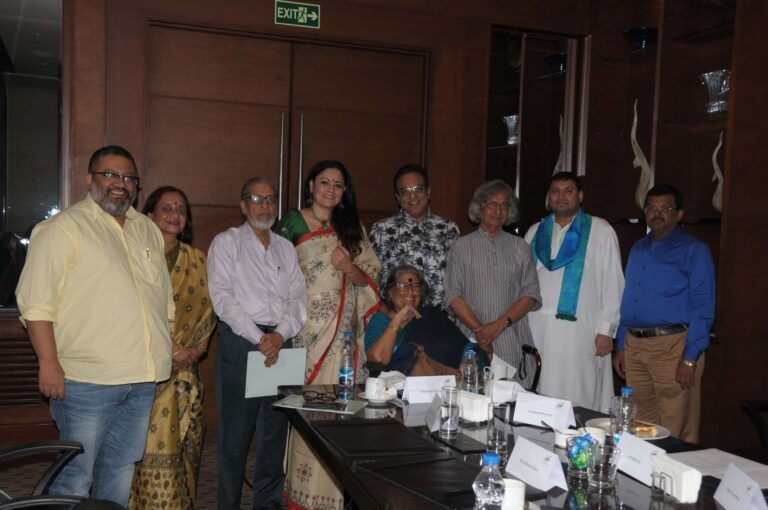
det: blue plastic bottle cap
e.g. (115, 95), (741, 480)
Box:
(482, 452), (500, 466)
(621, 386), (634, 396)
(465, 350), (476, 358)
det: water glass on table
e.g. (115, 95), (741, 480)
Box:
(439, 386), (460, 439)
(588, 443), (621, 489)
(486, 402), (511, 465)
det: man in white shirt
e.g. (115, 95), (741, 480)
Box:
(524, 172), (624, 412)
(208, 177), (307, 510)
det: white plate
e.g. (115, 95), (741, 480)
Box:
(359, 392), (390, 405)
(585, 417), (671, 441)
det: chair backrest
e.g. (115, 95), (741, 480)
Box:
(521, 344), (542, 392)
(742, 400), (768, 450)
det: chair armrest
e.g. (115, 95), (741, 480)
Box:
(0, 441), (83, 496)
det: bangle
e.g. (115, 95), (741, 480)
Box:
(680, 358), (696, 368)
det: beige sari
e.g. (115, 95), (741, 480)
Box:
(129, 243), (216, 510)
(285, 227), (380, 510)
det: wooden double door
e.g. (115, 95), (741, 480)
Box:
(109, 17), (428, 249)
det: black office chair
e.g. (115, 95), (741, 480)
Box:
(519, 344), (542, 393)
(0, 441), (127, 510)
(742, 400), (768, 463)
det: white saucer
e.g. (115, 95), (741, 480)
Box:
(585, 417), (671, 441)
(359, 392), (390, 405)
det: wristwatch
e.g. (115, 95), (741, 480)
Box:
(505, 316), (513, 328)
(680, 358), (696, 368)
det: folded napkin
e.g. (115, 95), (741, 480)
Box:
(652, 453), (702, 504)
(378, 370), (407, 391)
(492, 380), (529, 403)
(457, 390), (491, 422)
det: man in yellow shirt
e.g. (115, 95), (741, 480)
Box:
(15, 145), (174, 506)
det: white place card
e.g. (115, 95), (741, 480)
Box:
(401, 375), (456, 404)
(714, 463), (768, 510)
(616, 432), (666, 486)
(505, 437), (567, 491)
(513, 392), (575, 429)
(245, 348), (306, 398)
(424, 392), (442, 432)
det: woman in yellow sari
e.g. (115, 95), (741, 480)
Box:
(277, 160), (380, 510)
(129, 186), (216, 510)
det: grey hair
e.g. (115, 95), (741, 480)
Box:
(382, 264), (430, 309)
(467, 179), (520, 225)
(240, 176), (276, 200)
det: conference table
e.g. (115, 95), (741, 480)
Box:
(277, 384), (759, 509)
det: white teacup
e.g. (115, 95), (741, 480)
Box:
(579, 426), (607, 444)
(554, 428), (579, 449)
(502, 478), (525, 510)
(364, 377), (386, 398)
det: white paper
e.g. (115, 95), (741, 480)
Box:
(401, 375), (456, 404)
(505, 437), (567, 491)
(513, 392), (575, 429)
(245, 348), (306, 398)
(616, 432), (666, 486)
(425, 393), (442, 432)
(714, 463), (768, 510)
(669, 449), (768, 489)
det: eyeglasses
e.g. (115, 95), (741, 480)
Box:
(159, 204), (187, 216)
(316, 177), (346, 191)
(303, 390), (337, 403)
(395, 281), (422, 292)
(397, 185), (427, 197)
(90, 171), (140, 186)
(484, 200), (510, 211)
(243, 194), (278, 206)
(643, 205), (677, 214)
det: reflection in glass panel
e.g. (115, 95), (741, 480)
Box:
(0, 1), (61, 307)
(486, 27), (583, 235)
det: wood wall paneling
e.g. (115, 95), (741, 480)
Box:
(715, 0), (768, 451)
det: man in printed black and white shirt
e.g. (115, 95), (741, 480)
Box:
(369, 164), (460, 307)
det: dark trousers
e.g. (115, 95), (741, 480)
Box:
(216, 322), (288, 509)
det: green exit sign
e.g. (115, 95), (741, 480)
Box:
(275, 1), (320, 29)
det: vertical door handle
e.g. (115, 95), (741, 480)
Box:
(278, 112), (286, 220)
(297, 114), (305, 206)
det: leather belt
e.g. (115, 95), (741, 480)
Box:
(256, 323), (277, 333)
(627, 324), (687, 338)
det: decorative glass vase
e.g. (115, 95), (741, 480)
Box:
(700, 69), (730, 114)
(503, 115), (519, 145)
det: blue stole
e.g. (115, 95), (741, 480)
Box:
(532, 209), (592, 321)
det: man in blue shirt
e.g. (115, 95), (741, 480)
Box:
(614, 184), (715, 442)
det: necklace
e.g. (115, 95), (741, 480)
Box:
(309, 207), (330, 230)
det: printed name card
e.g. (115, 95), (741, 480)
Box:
(505, 437), (567, 491)
(402, 375), (456, 404)
(616, 432), (666, 486)
(714, 463), (768, 510)
(513, 392), (575, 429)
(424, 393), (442, 432)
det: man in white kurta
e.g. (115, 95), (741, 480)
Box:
(524, 172), (624, 413)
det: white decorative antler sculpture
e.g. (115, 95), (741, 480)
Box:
(631, 99), (652, 210)
(711, 131), (724, 212)
(553, 114), (565, 175)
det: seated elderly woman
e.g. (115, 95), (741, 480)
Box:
(365, 264), (487, 373)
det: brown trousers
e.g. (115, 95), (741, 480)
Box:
(625, 331), (704, 443)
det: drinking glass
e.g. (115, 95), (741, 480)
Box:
(439, 386), (460, 439)
(486, 402), (511, 465)
(588, 443), (621, 489)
